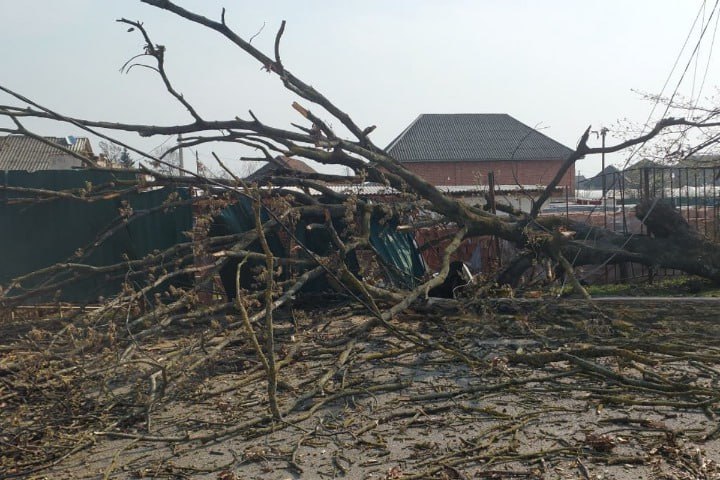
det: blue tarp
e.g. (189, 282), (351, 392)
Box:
(211, 198), (425, 295)
(369, 217), (425, 288)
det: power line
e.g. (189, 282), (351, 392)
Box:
(691, 1), (707, 102)
(660, 0), (720, 120)
(622, 0), (711, 169)
(655, 0), (720, 161)
(572, 2), (720, 279)
(692, 1), (720, 113)
(148, 135), (173, 154)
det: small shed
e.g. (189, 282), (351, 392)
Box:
(245, 156), (316, 182)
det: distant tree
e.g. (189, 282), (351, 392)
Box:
(150, 145), (181, 175)
(98, 141), (135, 168)
(118, 148), (134, 168)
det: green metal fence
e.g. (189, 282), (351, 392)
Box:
(0, 169), (192, 302)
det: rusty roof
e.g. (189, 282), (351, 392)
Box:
(245, 156), (316, 181)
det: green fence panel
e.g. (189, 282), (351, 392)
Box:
(0, 169), (192, 303)
(369, 218), (425, 288)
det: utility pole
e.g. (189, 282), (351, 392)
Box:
(177, 133), (185, 176)
(576, 169), (580, 199)
(598, 127), (610, 283)
(600, 127), (608, 229)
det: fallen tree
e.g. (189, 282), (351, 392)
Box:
(3, 2), (720, 477)
(3, 3), (720, 293)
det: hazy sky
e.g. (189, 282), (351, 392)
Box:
(1, 1), (717, 177)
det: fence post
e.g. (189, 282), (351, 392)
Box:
(487, 171), (496, 214)
(487, 171), (501, 269)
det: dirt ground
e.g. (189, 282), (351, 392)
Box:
(3, 297), (720, 479)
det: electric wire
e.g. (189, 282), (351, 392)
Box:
(569, 1), (719, 284)
(621, 0), (712, 170)
(659, 0), (720, 161)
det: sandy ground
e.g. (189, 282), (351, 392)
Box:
(4, 297), (720, 479)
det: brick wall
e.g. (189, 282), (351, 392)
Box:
(403, 160), (575, 189)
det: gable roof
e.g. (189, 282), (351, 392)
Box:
(386, 114), (574, 163)
(0, 135), (94, 171)
(246, 156), (316, 182)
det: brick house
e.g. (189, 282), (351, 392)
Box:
(386, 114), (575, 190)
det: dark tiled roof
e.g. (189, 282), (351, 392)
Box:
(246, 156), (316, 181)
(0, 135), (94, 171)
(386, 114), (574, 163)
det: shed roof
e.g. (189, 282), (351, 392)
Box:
(246, 156), (316, 181)
(0, 135), (94, 171)
(386, 114), (574, 163)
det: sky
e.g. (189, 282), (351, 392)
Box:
(1, 0), (718, 178)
